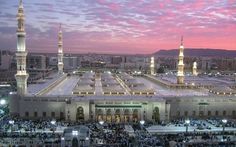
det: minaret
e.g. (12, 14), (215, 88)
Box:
(192, 61), (198, 76)
(15, 0), (29, 95)
(177, 36), (184, 84)
(150, 56), (155, 75)
(58, 24), (64, 74)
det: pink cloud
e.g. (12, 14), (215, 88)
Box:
(0, 0), (236, 54)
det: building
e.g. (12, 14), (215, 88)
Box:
(111, 56), (122, 64)
(63, 56), (78, 71)
(9, 0), (236, 124)
(27, 54), (46, 70)
(0, 50), (13, 70)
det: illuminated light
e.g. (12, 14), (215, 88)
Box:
(9, 120), (14, 125)
(61, 137), (65, 140)
(222, 119), (227, 124)
(50, 120), (56, 125)
(72, 130), (78, 136)
(0, 99), (6, 105)
(185, 119), (190, 124)
(85, 137), (89, 140)
(0, 84), (11, 87)
(99, 120), (104, 125)
(140, 120), (145, 125)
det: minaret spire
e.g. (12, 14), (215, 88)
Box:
(177, 36), (185, 84)
(20, 0), (23, 5)
(192, 61), (198, 76)
(58, 23), (64, 74)
(59, 23), (62, 31)
(150, 56), (155, 75)
(15, 0), (29, 95)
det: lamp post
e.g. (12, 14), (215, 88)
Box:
(9, 120), (14, 132)
(140, 120), (145, 125)
(140, 120), (145, 131)
(99, 120), (104, 144)
(50, 120), (56, 146)
(99, 120), (104, 126)
(185, 119), (190, 133)
(222, 119), (227, 136)
(9, 120), (14, 145)
(50, 120), (56, 133)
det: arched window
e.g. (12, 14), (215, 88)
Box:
(223, 110), (226, 116)
(153, 107), (160, 122)
(76, 106), (84, 121)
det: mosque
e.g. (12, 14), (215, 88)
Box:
(10, 0), (236, 123)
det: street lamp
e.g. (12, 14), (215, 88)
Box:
(9, 120), (14, 125)
(50, 119), (56, 135)
(0, 99), (6, 105)
(85, 137), (89, 141)
(9, 120), (14, 133)
(72, 130), (78, 136)
(140, 120), (145, 131)
(222, 119), (227, 136)
(99, 120), (104, 126)
(50, 120), (56, 125)
(99, 120), (104, 144)
(185, 119), (190, 133)
(140, 120), (145, 125)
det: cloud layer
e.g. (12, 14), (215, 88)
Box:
(0, 0), (236, 54)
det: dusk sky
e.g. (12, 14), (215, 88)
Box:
(0, 0), (236, 54)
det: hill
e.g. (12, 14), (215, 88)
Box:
(155, 48), (236, 58)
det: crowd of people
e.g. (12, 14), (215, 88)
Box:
(0, 116), (236, 146)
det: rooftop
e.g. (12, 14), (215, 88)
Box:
(26, 71), (236, 98)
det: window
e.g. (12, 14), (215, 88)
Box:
(232, 110), (236, 116)
(223, 111), (226, 116)
(184, 111), (188, 116)
(60, 112), (64, 120)
(208, 111), (211, 116)
(193, 111), (196, 116)
(199, 111), (204, 117)
(215, 111), (219, 116)
(43, 112), (46, 117)
(25, 112), (29, 117)
(51, 112), (55, 118)
(34, 112), (38, 117)
(177, 111), (180, 117)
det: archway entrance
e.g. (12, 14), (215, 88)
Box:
(153, 107), (160, 123)
(96, 109), (103, 121)
(72, 137), (78, 147)
(115, 109), (121, 123)
(133, 109), (138, 123)
(124, 109), (130, 123)
(106, 109), (112, 123)
(76, 106), (84, 122)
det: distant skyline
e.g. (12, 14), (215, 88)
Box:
(0, 0), (236, 54)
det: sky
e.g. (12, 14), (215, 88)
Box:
(0, 0), (236, 54)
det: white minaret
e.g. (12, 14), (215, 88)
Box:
(192, 61), (198, 76)
(15, 0), (29, 95)
(177, 36), (184, 84)
(150, 56), (155, 75)
(58, 24), (64, 74)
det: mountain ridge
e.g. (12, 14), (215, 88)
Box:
(154, 48), (236, 58)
